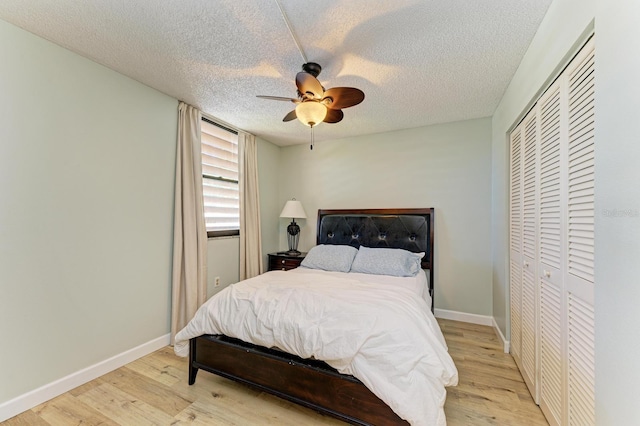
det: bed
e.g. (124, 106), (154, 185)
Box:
(173, 208), (458, 426)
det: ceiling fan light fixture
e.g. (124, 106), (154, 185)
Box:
(295, 101), (327, 127)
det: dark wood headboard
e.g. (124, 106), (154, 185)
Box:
(316, 208), (435, 309)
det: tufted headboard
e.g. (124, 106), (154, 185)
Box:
(317, 208), (435, 309)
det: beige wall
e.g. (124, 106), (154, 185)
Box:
(278, 118), (493, 315)
(0, 19), (177, 404)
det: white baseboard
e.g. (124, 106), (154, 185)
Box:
(0, 333), (170, 422)
(434, 309), (511, 354)
(434, 308), (494, 326)
(492, 317), (510, 354)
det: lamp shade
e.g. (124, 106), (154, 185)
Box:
(295, 101), (327, 127)
(280, 199), (307, 219)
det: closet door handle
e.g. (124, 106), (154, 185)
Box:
(544, 270), (551, 278)
(523, 261), (529, 268)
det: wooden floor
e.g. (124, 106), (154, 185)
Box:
(3, 319), (547, 425)
(438, 320), (547, 425)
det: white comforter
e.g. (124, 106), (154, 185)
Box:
(174, 268), (458, 425)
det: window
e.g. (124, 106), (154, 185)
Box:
(201, 117), (239, 237)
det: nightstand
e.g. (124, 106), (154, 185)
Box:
(268, 252), (307, 271)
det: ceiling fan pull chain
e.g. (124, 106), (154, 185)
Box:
(310, 126), (314, 150)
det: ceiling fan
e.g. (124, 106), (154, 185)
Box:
(257, 62), (365, 129)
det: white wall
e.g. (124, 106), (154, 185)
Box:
(206, 236), (239, 298)
(490, 0), (595, 336)
(0, 19), (177, 405)
(279, 118), (493, 315)
(594, 0), (640, 423)
(257, 137), (282, 263)
(205, 136), (280, 296)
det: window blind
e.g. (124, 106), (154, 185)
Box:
(201, 118), (239, 235)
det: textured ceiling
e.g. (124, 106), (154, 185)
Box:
(0, 0), (552, 146)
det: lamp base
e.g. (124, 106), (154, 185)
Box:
(286, 220), (301, 255)
(284, 249), (302, 256)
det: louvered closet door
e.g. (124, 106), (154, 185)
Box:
(537, 79), (564, 426)
(510, 36), (595, 426)
(509, 128), (523, 367)
(564, 38), (595, 426)
(520, 108), (539, 402)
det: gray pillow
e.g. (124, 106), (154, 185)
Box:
(350, 246), (424, 277)
(300, 244), (358, 273)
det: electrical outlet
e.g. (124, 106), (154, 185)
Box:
(214, 276), (220, 287)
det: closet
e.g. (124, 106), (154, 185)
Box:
(509, 37), (595, 426)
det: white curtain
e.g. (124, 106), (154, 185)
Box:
(239, 131), (263, 280)
(171, 102), (207, 345)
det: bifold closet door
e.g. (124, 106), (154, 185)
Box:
(510, 105), (541, 404)
(509, 128), (523, 369)
(537, 79), (564, 426)
(564, 38), (595, 426)
(520, 108), (540, 402)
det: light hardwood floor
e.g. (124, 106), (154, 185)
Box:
(3, 319), (547, 425)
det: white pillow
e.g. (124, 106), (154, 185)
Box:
(350, 246), (424, 277)
(300, 244), (358, 273)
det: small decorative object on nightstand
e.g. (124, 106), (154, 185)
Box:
(268, 252), (307, 271)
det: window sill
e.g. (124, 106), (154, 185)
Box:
(207, 230), (240, 239)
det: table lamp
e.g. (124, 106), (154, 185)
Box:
(280, 198), (307, 255)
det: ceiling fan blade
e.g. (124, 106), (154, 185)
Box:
(296, 72), (324, 99)
(283, 110), (297, 122)
(323, 109), (344, 124)
(257, 95), (299, 103)
(322, 87), (365, 110)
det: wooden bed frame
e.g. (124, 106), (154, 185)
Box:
(188, 208), (435, 425)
